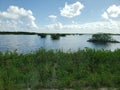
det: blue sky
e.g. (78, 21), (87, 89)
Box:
(0, 0), (120, 33)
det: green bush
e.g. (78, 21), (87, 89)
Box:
(51, 34), (60, 40)
(88, 33), (119, 43)
(38, 33), (47, 38)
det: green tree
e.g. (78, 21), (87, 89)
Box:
(88, 33), (119, 43)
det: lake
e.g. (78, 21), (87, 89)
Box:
(0, 34), (120, 53)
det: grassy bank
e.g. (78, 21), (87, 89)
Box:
(0, 48), (120, 89)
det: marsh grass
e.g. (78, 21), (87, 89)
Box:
(0, 48), (120, 89)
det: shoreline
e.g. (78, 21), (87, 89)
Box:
(0, 31), (120, 35)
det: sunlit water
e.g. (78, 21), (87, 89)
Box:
(0, 34), (120, 53)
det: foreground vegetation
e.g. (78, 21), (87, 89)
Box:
(88, 33), (120, 43)
(0, 48), (120, 89)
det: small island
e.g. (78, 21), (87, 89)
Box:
(38, 33), (47, 38)
(51, 34), (60, 40)
(87, 33), (120, 43)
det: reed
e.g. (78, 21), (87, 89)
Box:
(0, 48), (120, 89)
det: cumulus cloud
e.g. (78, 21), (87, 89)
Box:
(101, 12), (109, 20)
(102, 5), (120, 20)
(60, 1), (84, 18)
(46, 21), (120, 34)
(0, 5), (38, 31)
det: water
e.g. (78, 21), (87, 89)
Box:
(0, 34), (120, 53)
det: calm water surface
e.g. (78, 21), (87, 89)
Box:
(0, 35), (120, 53)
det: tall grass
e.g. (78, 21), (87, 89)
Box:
(0, 48), (120, 89)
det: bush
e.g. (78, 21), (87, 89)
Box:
(38, 33), (47, 38)
(51, 34), (60, 40)
(88, 33), (119, 43)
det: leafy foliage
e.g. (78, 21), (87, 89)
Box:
(88, 33), (119, 43)
(0, 48), (120, 89)
(51, 34), (60, 40)
(38, 33), (47, 38)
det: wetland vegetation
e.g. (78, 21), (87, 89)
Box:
(88, 33), (120, 43)
(0, 48), (120, 89)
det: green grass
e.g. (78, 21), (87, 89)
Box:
(0, 48), (120, 89)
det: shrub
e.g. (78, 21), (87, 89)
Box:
(88, 33), (119, 43)
(38, 33), (47, 38)
(51, 34), (60, 40)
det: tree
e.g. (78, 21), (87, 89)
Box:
(88, 33), (119, 43)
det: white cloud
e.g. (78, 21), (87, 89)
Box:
(107, 5), (120, 18)
(45, 21), (120, 34)
(49, 15), (57, 20)
(102, 12), (109, 20)
(102, 5), (120, 20)
(60, 1), (84, 18)
(46, 22), (63, 30)
(0, 5), (38, 32)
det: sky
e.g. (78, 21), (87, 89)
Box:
(0, 0), (120, 33)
